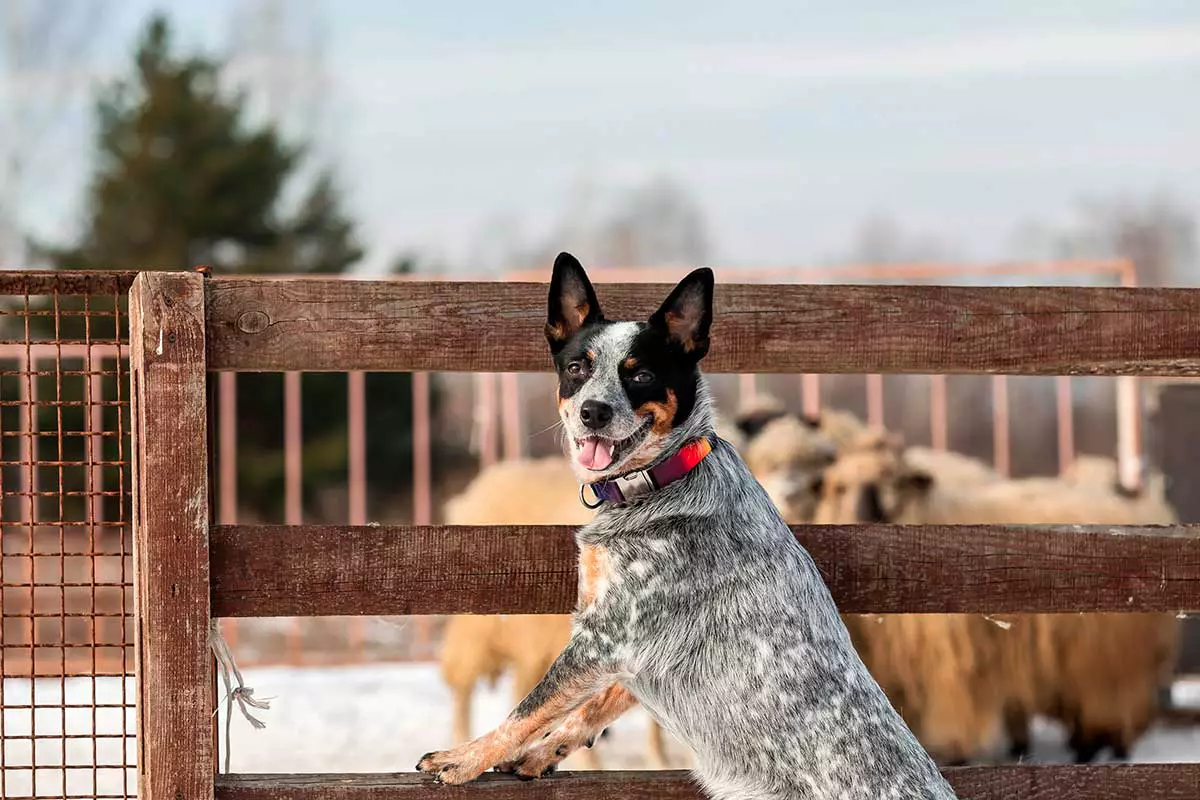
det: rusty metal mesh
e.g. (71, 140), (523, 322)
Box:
(1, 272), (137, 799)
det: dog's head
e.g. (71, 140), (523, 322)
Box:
(545, 252), (714, 481)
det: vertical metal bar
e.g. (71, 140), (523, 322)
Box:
(500, 372), (523, 461)
(284, 370), (303, 525)
(1056, 375), (1075, 474)
(992, 375), (1011, 476)
(413, 371), (432, 526)
(738, 374), (757, 406)
(346, 370), (368, 663)
(929, 375), (948, 450)
(1116, 261), (1143, 493)
(218, 372), (237, 525)
(801, 374), (821, 418)
(348, 371), (367, 525)
(476, 372), (498, 468)
(866, 374), (884, 429)
(129, 271), (215, 799)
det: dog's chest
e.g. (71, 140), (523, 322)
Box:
(577, 543), (616, 611)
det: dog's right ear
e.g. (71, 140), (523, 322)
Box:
(546, 252), (603, 354)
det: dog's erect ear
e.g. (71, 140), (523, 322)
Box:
(649, 267), (714, 359)
(546, 252), (603, 353)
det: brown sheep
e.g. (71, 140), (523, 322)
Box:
(813, 438), (1181, 763)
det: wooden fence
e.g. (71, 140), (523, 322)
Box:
(130, 270), (1200, 799)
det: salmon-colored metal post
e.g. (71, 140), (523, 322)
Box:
(992, 375), (1011, 476)
(801, 374), (821, 418)
(738, 374), (757, 406)
(347, 371), (367, 525)
(284, 371), (303, 525)
(866, 374), (885, 429)
(476, 372), (499, 468)
(929, 375), (948, 450)
(218, 371), (237, 525)
(344, 371), (368, 664)
(413, 371), (433, 526)
(1055, 376), (1076, 475)
(500, 372), (523, 460)
(1115, 261), (1144, 493)
(283, 370), (304, 666)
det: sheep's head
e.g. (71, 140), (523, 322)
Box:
(813, 432), (933, 524)
(734, 406), (838, 523)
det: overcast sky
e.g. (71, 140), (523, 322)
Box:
(10, 1), (1200, 274)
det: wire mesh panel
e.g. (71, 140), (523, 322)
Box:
(0, 272), (137, 799)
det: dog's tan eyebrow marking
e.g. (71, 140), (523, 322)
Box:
(623, 357), (639, 370)
(585, 349), (596, 361)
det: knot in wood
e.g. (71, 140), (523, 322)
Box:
(237, 310), (270, 334)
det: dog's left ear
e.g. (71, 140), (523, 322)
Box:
(649, 267), (714, 360)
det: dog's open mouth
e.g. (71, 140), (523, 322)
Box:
(575, 419), (653, 471)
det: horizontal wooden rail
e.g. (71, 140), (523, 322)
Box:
(216, 765), (1200, 799)
(210, 523), (1200, 617)
(206, 279), (1200, 375)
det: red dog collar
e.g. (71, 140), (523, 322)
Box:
(582, 437), (714, 507)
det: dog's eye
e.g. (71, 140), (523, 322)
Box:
(632, 370), (655, 384)
(566, 361), (583, 377)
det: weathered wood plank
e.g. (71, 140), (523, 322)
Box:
(216, 765), (1200, 800)
(210, 523), (1200, 617)
(131, 271), (214, 800)
(205, 279), (1200, 375)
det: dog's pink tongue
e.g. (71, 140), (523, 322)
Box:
(577, 437), (614, 470)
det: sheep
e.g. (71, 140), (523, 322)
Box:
(1062, 454), (1175, 523)
(438, 455), (675, 769)
(813, 437), (1181, 763)
(730, 396), (852, 522)
(903, 445), (1001, 489)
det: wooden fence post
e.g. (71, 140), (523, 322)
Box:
(130, 271), (214, 799)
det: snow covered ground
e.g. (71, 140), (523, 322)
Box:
(4, 665), (1200, 797)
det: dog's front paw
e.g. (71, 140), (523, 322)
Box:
(416, 748), (487, 785)
(494, 728), (595, 779)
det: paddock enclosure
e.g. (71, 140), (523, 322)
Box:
(5, 266), (1200, 798)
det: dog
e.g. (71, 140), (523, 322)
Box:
(417, 253), (957, 798)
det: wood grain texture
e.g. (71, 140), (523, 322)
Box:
(215, 765), (1200, 800)
(131, 271), (215, 800)
(205, 278), (1200, 374)
(210, 523), (1200, 617)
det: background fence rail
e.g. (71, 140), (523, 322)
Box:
(205, 279), (1200, 375)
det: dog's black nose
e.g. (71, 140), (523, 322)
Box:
(579, 400), (613, 430)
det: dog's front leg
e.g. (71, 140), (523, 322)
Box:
(494, 681), (640, 778)
(416, 641), (619, 784)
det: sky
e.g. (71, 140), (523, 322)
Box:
(6, 0), (1200, 275)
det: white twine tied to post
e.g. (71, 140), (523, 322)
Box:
(208, 620), (273, 773)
